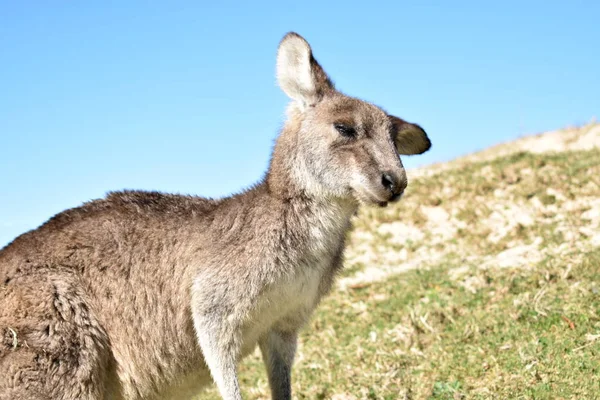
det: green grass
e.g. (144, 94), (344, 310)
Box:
(199, 247), (600, 399)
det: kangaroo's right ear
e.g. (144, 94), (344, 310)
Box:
(276, 32), (334, 108)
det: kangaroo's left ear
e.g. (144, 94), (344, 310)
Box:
(389, 115), (431, 155)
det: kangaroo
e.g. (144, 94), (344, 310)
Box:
(0, 32), (430, 400)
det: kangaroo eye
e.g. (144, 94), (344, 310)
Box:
(334, 124), (356, 138)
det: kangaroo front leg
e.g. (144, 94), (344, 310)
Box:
(194, 315), (242, 400)
(259, 330), (298, 400)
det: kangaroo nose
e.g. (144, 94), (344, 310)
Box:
(381, 171), (406, 198)
(381, 172), (398, 192)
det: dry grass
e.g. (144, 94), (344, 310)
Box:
(343, 146), (600, 288)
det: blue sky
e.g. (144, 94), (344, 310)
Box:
(1, 1), (599, 247)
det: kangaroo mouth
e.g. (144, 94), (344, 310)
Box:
(377, 192), (403, 207)
(389, 192), (403, 202)
(354, 188), (400, 208)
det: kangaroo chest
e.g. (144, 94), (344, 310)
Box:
(240, 212), (349, 354)
(240, 259), (332, 356)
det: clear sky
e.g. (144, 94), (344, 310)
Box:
(1, 1), (599, 247)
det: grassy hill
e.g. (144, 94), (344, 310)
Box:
(201, 121), (600, 399)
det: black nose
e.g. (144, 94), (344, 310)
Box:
(381, 171), (406, 198)
(381, 172), (398, 192)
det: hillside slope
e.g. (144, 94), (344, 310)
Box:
(412, 119), (600, 178)
(201, 121), (600, 399)
(343, 120), (600, 289)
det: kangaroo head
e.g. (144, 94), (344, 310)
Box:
(271, 32), (431, 207)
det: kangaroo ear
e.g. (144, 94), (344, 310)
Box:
(276, 32), (334, 107)
(390, 116), (431, 155)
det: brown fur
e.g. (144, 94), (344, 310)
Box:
(0, 32), (430, 400)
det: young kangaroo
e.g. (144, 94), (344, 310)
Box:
(0, 32), (430, 400)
